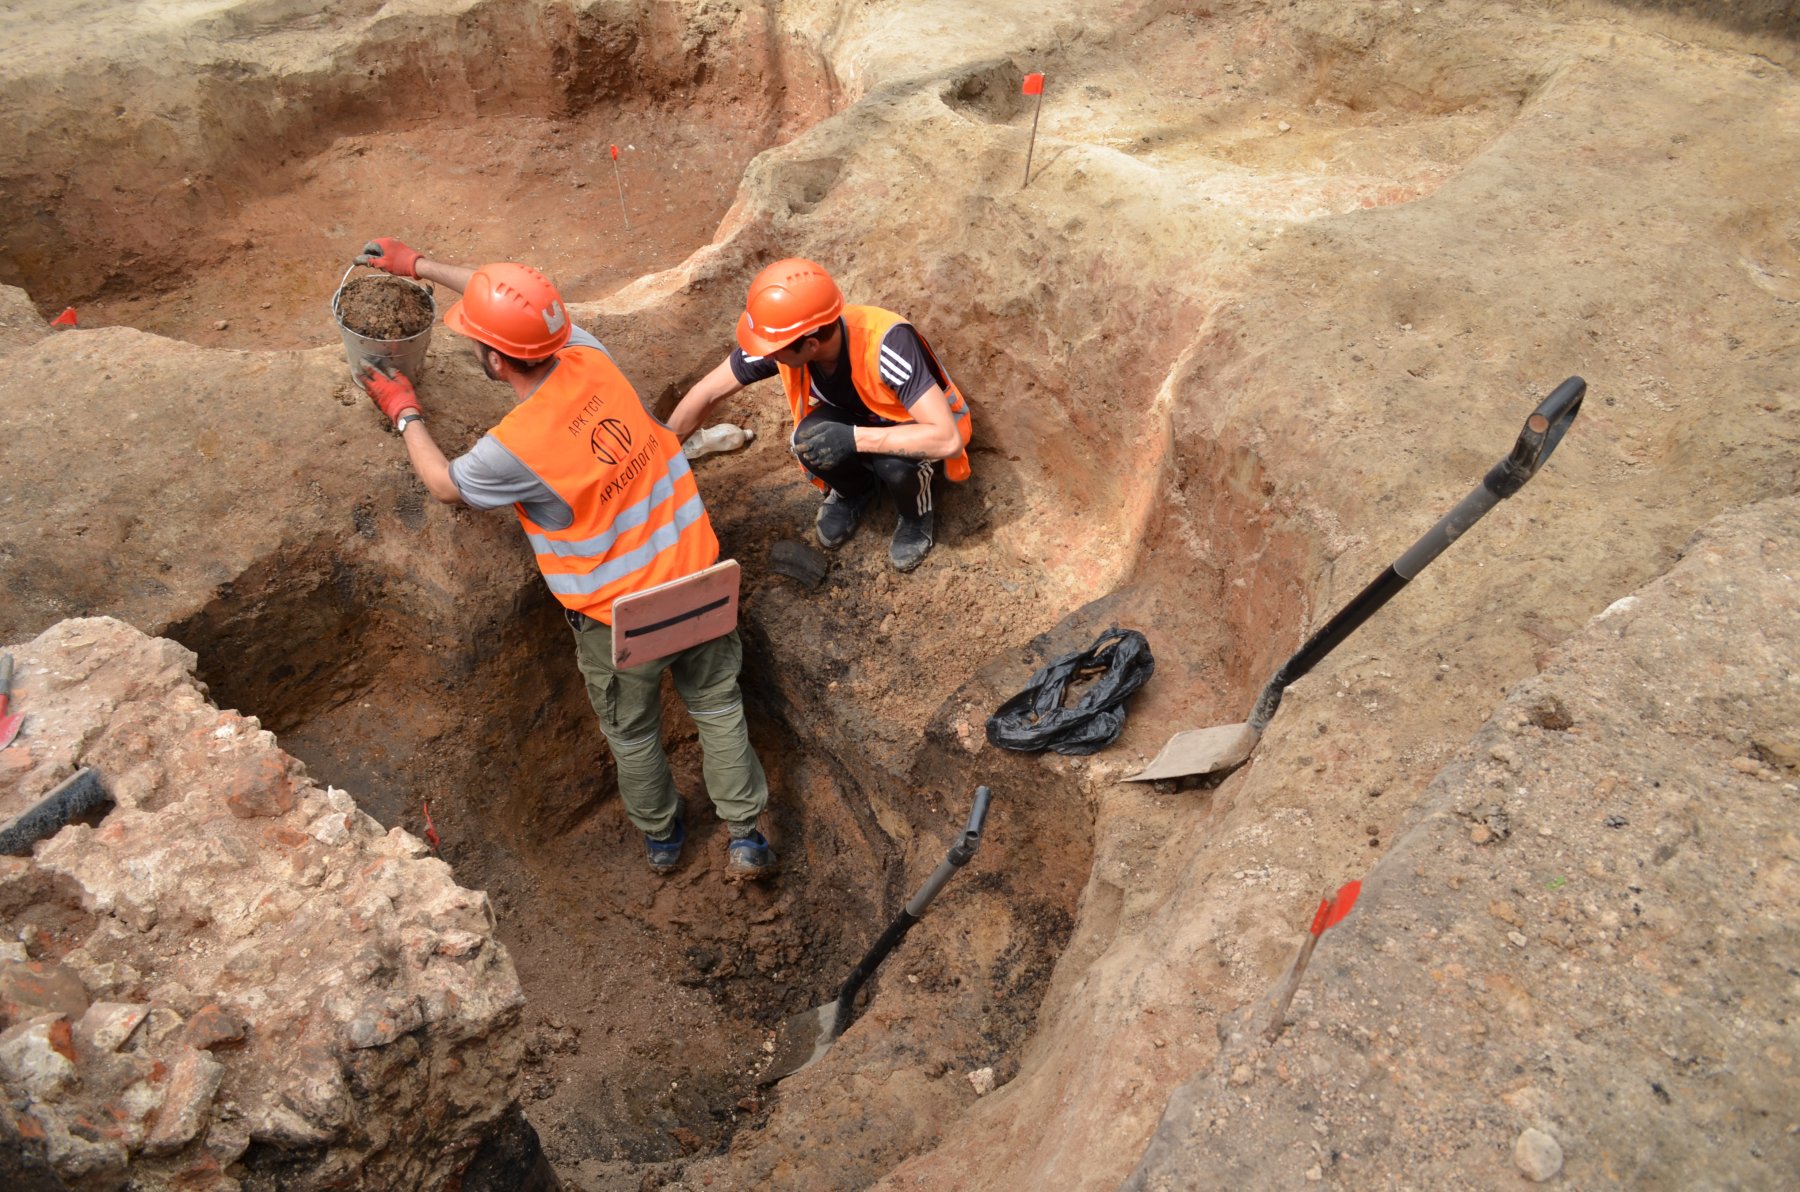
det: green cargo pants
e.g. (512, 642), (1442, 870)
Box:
(567, 612), (769, 839)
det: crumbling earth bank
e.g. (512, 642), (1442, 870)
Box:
(1122, 496), (1800, 1187)
(0, 619), (533, 1190)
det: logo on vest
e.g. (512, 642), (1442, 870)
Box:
(588, 417), (633, 465)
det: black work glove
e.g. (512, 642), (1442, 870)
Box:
(793, 421), (858, 472)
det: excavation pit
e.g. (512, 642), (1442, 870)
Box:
(11, 2), (1794, 1189)
(0, 5), (836, 350)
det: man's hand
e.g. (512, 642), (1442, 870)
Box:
(362, 364), (422, 426)
(356, 237), (422, 278)
(794, 421), (858, 471)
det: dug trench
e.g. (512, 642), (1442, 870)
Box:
(157, 463), (1120, 1183)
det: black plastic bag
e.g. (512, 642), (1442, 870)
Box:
(985, 628), (1155, 755)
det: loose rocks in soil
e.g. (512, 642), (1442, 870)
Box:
(337, 275), (434, 338)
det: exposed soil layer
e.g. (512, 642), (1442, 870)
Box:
(1, 1), (1798, 1191)
(336, 275), (434, 340)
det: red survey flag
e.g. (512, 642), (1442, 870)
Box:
(51, 307), (77, 327)
(610, 143), (619, 160)
(1309, 880), (1362, 936)
(1022, 72), (1044, 95)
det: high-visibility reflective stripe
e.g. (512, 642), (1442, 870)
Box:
(540, 494), (708, 596)
(525, 453), (694, 558)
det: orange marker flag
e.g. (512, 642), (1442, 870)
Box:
(608, 143), (631, 231)
(51, 307), (77, 327)
(1262, 878), (1363, 1042)
(1309, 879), (1362, 936)
(1021, 73), (1047, 187)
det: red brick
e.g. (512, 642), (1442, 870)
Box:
(223, 755), (295, 820)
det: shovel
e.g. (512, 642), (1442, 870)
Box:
(0, 654), (22, 750)
(759, 785), (993, 1085)
(1128, 376), (1585, 782)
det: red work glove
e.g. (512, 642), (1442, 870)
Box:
(361, 364), (422, 426)
(356, 237), (422, 278)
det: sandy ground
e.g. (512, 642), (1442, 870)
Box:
(1, 1), (1797, 1189)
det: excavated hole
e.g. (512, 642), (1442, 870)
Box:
(0, 5), (833, 351)
(165, 526), (1099, 1178)
(26, 9), (1104, 1184)
(0, 6), (1336, 1183)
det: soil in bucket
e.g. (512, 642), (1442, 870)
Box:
(338, 275), (434, 338)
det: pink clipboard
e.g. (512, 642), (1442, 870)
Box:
(609, 559), (741, 668)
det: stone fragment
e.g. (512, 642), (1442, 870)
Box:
(0, 958), (90, 1027)
(182, 1003), (247, 1051)
(143, 1045), (226, 1154)
(223, 754), (295, 819)
(345, 994), (424, 1050)
(967, 1066), (996, 1095)
(1514, 1126), (1564, 1181)
(78, 1001), (150, 1052)
(0, 1017), (78, 1097)
(307, 812), (351, 846)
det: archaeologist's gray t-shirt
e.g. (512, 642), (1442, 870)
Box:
(447, 326), (615, 531)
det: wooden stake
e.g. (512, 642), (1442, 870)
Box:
(1021, 73), (1046, 188)
(609, 144), (631, 231)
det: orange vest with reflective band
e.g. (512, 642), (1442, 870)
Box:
(489, 346), (718, 624)
(776, 306), (973, 489)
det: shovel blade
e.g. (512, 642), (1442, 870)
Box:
(0, 714), (20, 751)
(758, 999), (842, 1086)
(1125, 721), (1260, 782)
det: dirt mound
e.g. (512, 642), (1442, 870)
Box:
(335, 274), (433, 340)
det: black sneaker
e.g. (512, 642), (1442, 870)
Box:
(815, 489), (873, 550)
(645, 819), (685, 874)
(725, 830), (777, 880)
(889, 510), (934, 572)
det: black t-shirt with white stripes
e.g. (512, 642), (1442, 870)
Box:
(728, 318), (942, 427)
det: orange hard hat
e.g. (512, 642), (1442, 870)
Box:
(444, 263), (572, 358)
(736, 258), (844, 356)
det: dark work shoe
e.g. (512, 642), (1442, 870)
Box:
(645, 819), (685, 874)
(889, 510), (935, 572)
(815, 489), (873, 550)
(725, 830), (777, 880)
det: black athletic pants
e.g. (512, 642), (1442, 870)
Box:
(795, 405), (934, 517)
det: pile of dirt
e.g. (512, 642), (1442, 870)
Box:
(336, 274), (433, 340)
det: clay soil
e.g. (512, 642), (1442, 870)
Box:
(2, 1), (1799, 1191)
(66, 114), (764, 351)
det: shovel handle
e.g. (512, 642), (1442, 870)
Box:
(832, 786), (995, 1024)
(1486, 375), (1584, 499)
(1247, 378), (1584, 732)
(0, 654), (12, 699)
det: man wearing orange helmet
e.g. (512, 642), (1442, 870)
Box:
(353, 236), (775, 880)
(667, 258), (973, 572)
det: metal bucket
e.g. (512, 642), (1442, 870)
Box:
(331, 262), (435, 390)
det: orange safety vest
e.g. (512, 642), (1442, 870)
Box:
(776, 306), (973, 489)
(489, 346), (718, 624)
